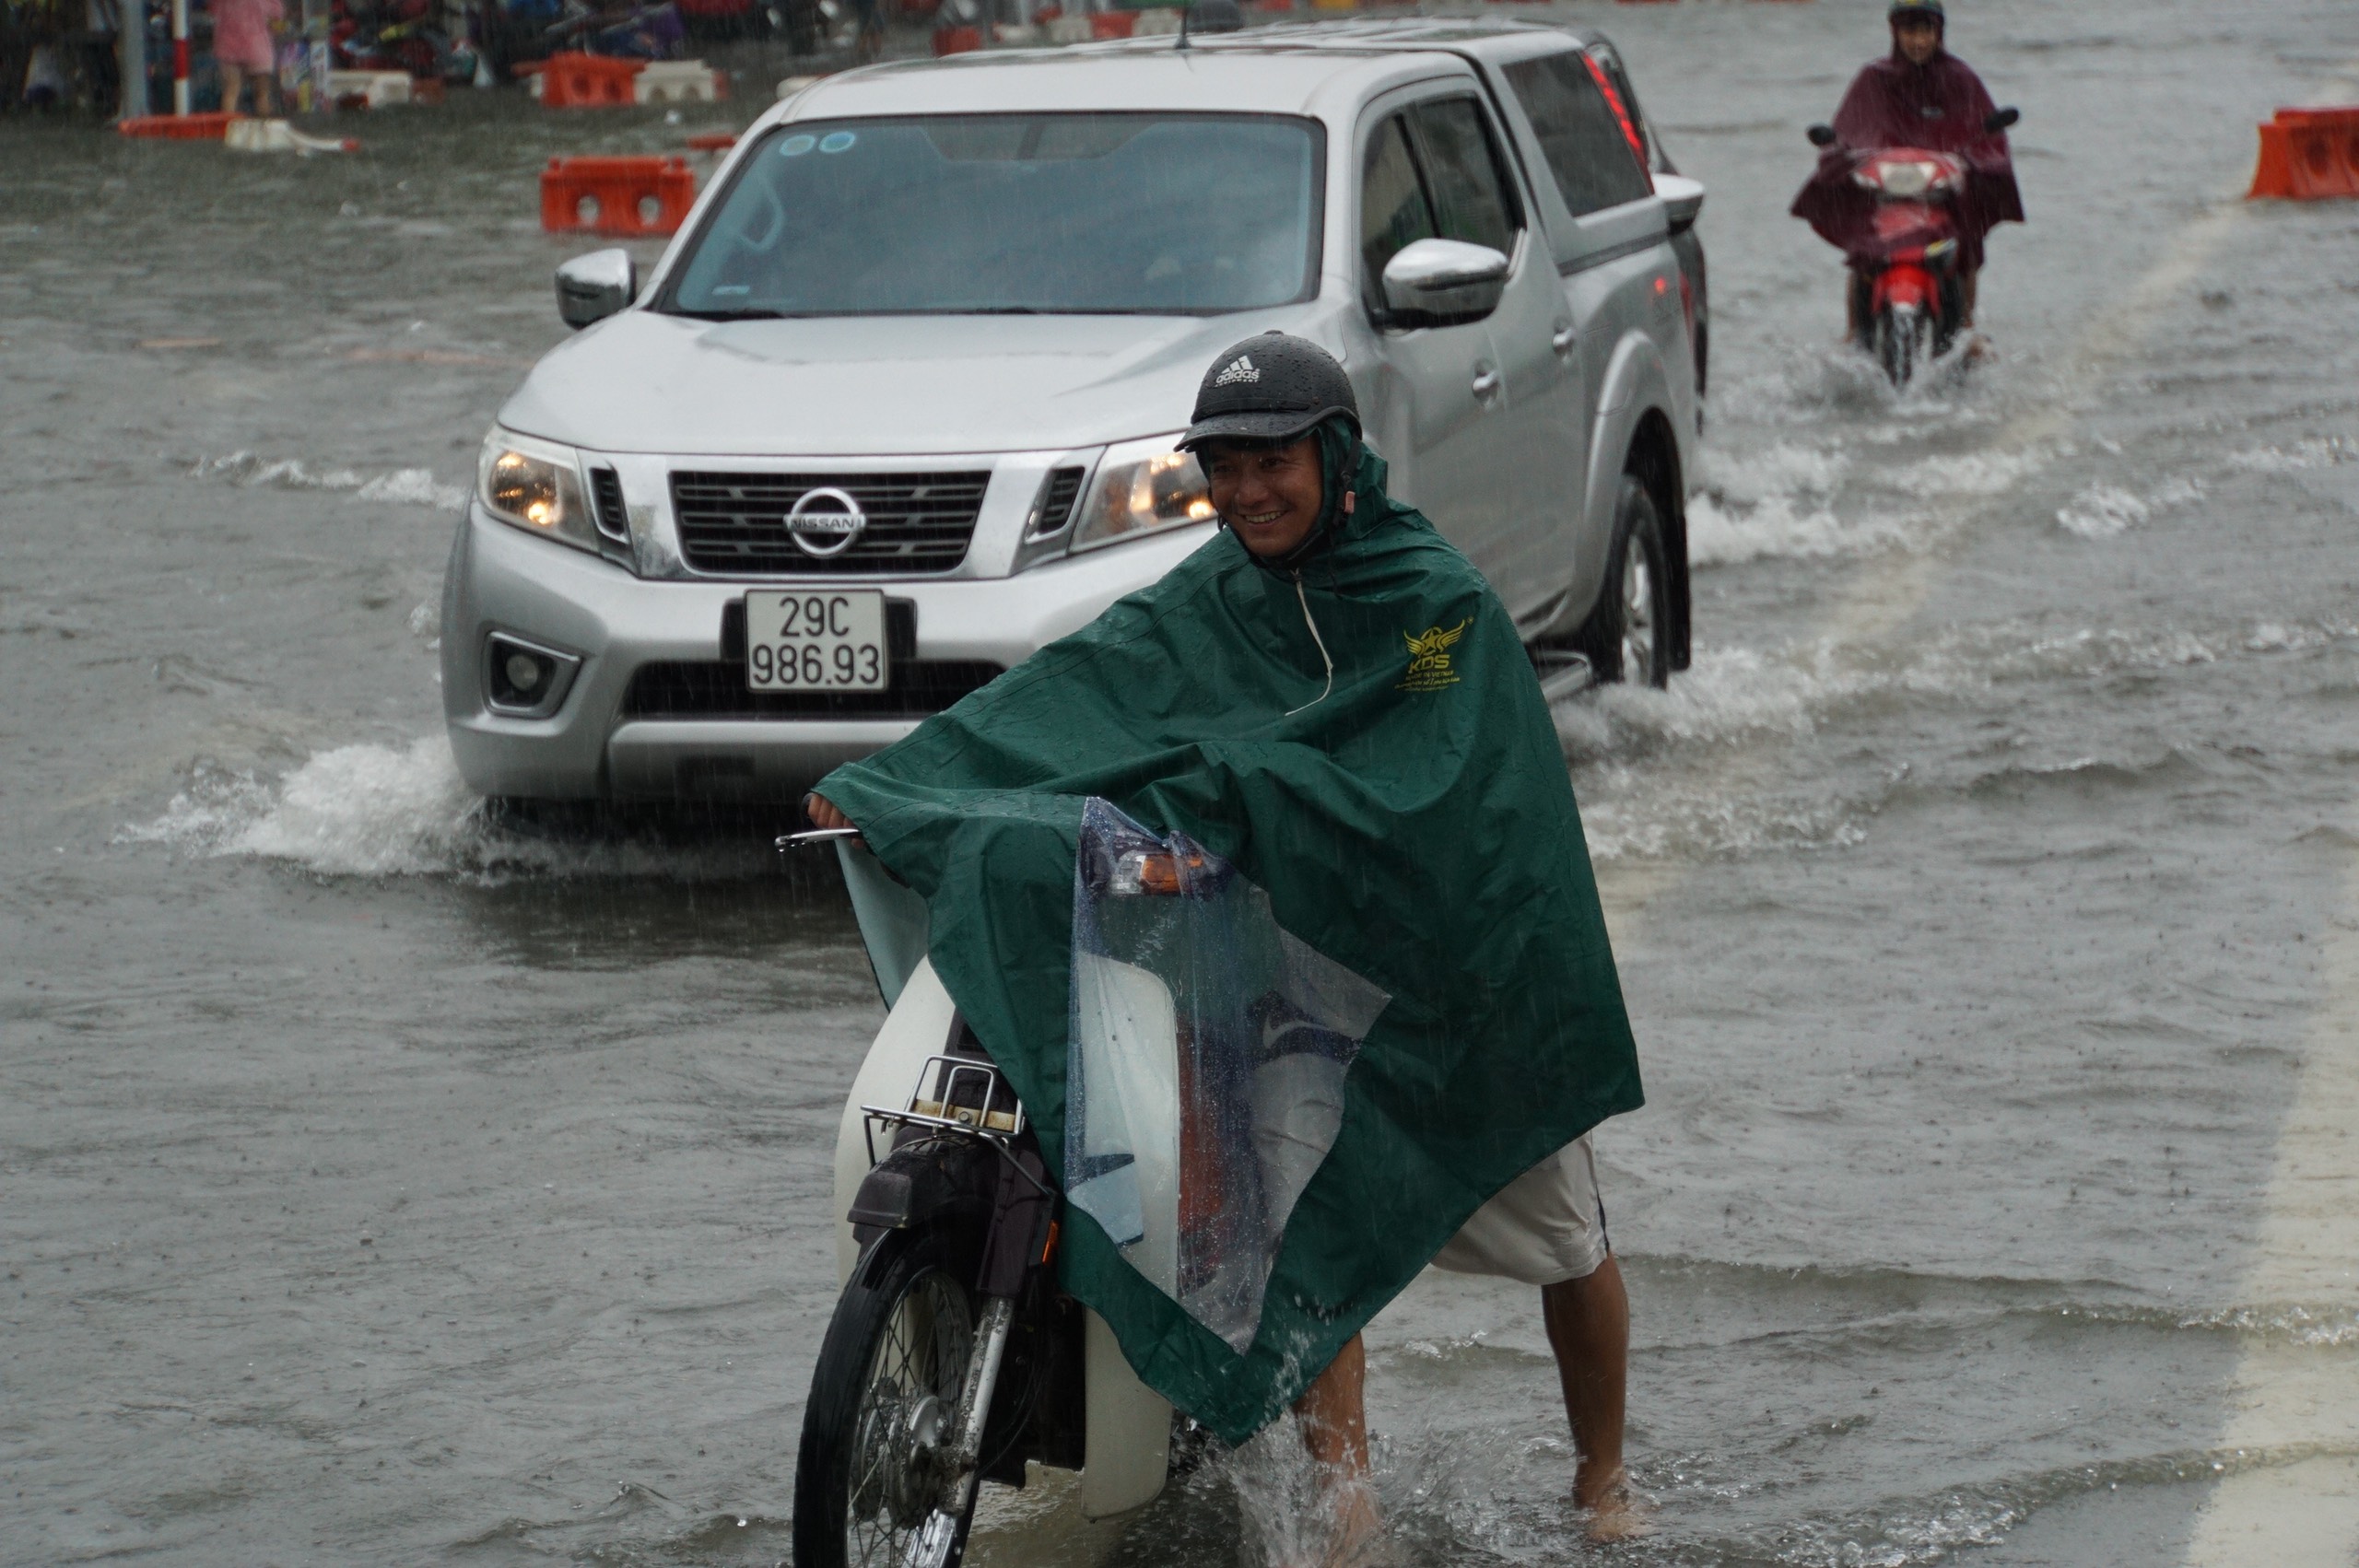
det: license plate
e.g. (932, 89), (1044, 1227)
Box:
(744, 590), (889, 692)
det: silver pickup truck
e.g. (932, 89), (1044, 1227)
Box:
(443, 18), (1703, 807)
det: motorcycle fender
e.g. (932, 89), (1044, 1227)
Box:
(1874, 264), (1935, 314)
(845, 1134), (997, 1246)
(1082, 1309), (1172, 1518)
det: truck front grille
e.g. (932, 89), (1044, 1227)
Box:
(671, 470), (992, 577)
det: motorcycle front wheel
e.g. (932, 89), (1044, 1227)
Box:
(794, 1229), (983, 1568)
(1876, 305), (1929, 389)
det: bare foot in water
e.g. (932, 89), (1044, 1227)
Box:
(1317, 1478), (1388, 1568)
(1577, 1467), (1653, 1543)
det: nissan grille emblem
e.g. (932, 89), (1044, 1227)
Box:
(785, 486), (867, 557)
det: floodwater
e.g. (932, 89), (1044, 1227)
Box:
(5, 0), (2358, 1562)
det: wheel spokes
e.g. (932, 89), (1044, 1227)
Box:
(1621, 552), (1655, 680)
(842, 1269), (974, 1568)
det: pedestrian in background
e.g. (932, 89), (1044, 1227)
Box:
(211, 0), (279, 113)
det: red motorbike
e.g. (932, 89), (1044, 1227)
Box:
(1806, 106), (2017, 387)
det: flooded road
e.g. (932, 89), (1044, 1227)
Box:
(6, 0), (2359, 1562)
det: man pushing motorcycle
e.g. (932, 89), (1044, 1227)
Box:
(1793, 0), (2025, 365)
(806, 335), (1644, 1561)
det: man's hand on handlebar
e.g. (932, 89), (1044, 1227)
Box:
(804, 792), (863, 847)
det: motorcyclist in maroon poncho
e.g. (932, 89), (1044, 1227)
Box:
(1792, 0), (2025, 351)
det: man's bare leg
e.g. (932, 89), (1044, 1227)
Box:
(1958, 263), (1994, 361)
(1543, 1255), (1642, 1538)
(1293, 1334), (1383, 1566)
(221, 62), (245, 114)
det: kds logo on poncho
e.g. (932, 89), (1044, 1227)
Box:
(1398, 620), (1467, 692)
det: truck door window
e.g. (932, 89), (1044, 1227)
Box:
(1360, 113), (1436, 310)
(1406, 97), (1518, 255)
(1503, 52), (1654, 217)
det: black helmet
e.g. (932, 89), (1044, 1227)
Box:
(1888, 0), (1943, 25)
(1178, 332), (1360, 452)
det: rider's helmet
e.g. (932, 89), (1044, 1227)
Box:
(1887, 0), (1944, 29)
(1178, 332), (1360, 452)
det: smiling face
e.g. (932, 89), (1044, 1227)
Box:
(1892, 14), (1942, 64)
(1203, 436), (1326, 560)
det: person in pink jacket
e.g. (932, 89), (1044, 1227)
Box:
(1791, 0), (2024, 345)
(212, 0), (283, 113)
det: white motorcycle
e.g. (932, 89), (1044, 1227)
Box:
(784, 804), (1388, 1568)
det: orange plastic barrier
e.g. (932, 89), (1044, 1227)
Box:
(2249, 106), (2359, 200)
(1087, 9), (1133, 34)
(118, 111), (238, 139)
(685, 131), (736, 151)
(540, 156), (696, 236)
(537, 52), (642, 109)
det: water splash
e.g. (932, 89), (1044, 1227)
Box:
(2226, 434), (2355, 473)
(2055, 475), (2201, 539)
(116, 741), (777, 883)
(187, 451), (468, 511)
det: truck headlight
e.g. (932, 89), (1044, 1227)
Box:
(477, 428), (596, 553)
(1070, 434), (1217, 553)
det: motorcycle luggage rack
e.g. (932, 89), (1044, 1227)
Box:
(862, 1053), (1027, 1164)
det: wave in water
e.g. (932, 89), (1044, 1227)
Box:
(2055, 474), (2203, 539)
(1555, 614), (2358, 859)
(2227, 434), (2355, 473)
(187, 451), (469, 511)
(1684, 440), (2043, 568)
(116, 740), (775, 882)
(117, 613), (2353, 878)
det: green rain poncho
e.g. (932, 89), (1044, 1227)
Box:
(816, 425), (1640, 1444)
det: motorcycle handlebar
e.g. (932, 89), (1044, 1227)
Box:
(778, 827), (864, 850)
(1807, 107), (2015, 148)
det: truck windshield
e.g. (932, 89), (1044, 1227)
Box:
(663, 112), (1323, 318)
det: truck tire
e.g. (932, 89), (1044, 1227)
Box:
(1571, 475), (1672, 689)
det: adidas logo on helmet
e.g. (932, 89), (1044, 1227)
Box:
(1214, 355), (1261, 387)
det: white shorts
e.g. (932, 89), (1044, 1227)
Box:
(1427, 1134), (1609, 1287)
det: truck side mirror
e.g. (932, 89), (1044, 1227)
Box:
(1983, 106), (2020, 134)
(1379, 238), (1510, 327)
(1806, 123), (1838, 148)
(1654, 173), (1706, 235)
(557, 249), (637, 331)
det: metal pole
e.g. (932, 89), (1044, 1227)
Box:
(119, 0), (147, 119)
(170, 0), (188, 113)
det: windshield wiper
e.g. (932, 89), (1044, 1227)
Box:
(671, 307), (793, 321)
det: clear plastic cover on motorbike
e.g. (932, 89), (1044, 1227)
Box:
(1064, 799), (1391, 1353)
